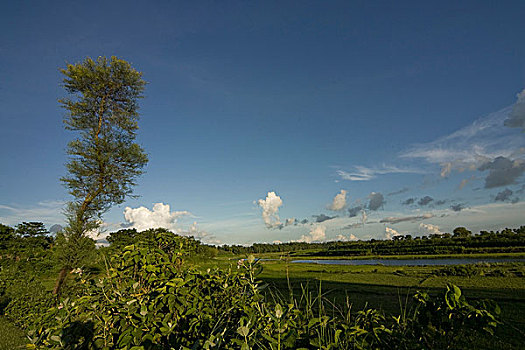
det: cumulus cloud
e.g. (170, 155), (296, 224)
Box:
(450, 203), (466, 212)
(368, 192), (385, 211)
(494, 188), (513, 202)
(419, 223), (442, 235)
(123, 203), (191, 232)
(385, 227), (401, 240)
(348, 205), (364, 217)
(285, 218), (296, 226)
(313, 214), (336, 223)
(402, 198), (415, 206)
(296, 225), (326, 243)
(417, 196), (434, 206)
(184, 221), (220, 244)
(257, 192), (283, 229)
(380, 213), (433, 224)
(329, 190), (347, 211)
(478, 156), (525, 188)
(504, 89), (525, 131)
(337, 165), (424, 181)
(336, 233), (358, 241)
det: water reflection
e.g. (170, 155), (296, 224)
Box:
(291, 258), (525, 266)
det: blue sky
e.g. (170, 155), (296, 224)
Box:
(1, 1), (524, 244)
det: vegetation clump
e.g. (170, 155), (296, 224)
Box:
(0, 228), (502, 349)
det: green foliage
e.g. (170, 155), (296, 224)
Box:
(0, 316), (27, 349)
(0, 223), (15, 241)
(407, 285), (501, 349)
(220, 225), (525, 256)
(0, 223), (508, 349)
(16, 221), (49, 237)
(60, 56), (148, 219)
(106, 228), (219, 260)
(0, 265), (55, 328)
(57, 56), (148, 275)
(13, 241), (500, 349)
(54, 232), (97, 271)
(453, 226), (472, 238)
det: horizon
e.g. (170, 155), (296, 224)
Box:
(1, 1), (525, 245)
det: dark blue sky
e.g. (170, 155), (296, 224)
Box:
(1, 1), (524, 244)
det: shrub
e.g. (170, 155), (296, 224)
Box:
(2, 233), (500, 349)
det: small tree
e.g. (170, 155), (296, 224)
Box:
(453, 227), (472, 238)
(54, 56), (148, 294)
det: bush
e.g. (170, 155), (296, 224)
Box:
(2, 232), (501, 349)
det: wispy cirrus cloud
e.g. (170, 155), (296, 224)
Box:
(0, 200), (66, 226)
(504, 89), (525, 131)
(400, 102), (525, 182)
(380, 213), (433, 224)
(337, 165), (425, 181)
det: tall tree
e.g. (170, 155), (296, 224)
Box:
(15, 221), (49, 237)
(54, 56), (148, 294)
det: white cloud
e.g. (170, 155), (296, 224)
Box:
(257, 191), (283, 229)
(361, 210), (368, 225)
(401, 105), (525, 177)
(419, 223), (442, 235)
(121, 203), (222, 244)
(336, 233), (358, 241)
(0, 200), (65, 226)
(440, 162), (452, 178)
(285, 218), (296, 226)
(183, 221), (221, 244)
(123, 203), (191, 232)
(337, 165), (424, 181)
(380, 213), (433, 224)
(329, 190), (347, 211)
(504, 89), (525, 130)
(385, 226), (401, 240)
(296, 225), (326, 243)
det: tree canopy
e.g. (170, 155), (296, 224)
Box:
(55, 56), (148, 293)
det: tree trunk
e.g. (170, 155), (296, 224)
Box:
(53, 267), (70, 295)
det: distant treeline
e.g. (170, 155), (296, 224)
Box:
(219, 226), (525, 256)
(2, 222), (525, 259)
(0, 223), (218, 263)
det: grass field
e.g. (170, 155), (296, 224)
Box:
(3, 254), (524, 349)
(0, 317), (26, 350)
(193, 255), (525, 349)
